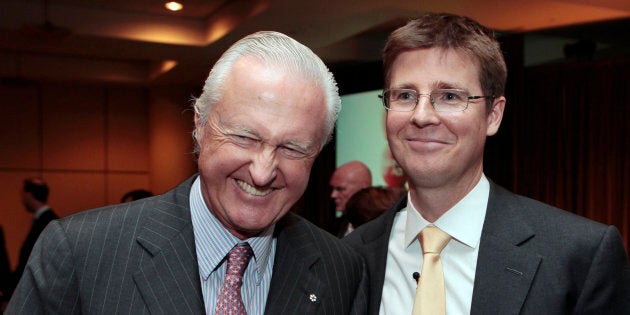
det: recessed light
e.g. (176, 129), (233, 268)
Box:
(165, 2), (183, 12)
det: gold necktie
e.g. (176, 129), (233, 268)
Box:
(412, 225), (451, 315)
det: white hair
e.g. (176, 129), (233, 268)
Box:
(192, 31), (340, 153)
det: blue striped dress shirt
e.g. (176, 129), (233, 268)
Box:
(190, 177), (276, 315)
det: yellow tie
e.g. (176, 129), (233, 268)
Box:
(412, 225), (451, 315)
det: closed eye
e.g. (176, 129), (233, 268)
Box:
(229, 133), (259, 147)
(279, 145), (310, 159)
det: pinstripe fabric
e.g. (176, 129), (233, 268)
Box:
(6, 176), (204, 314)
(6, 175), (369, 314)
(264, 213), (369, 315)
(189, 177), (274, 315)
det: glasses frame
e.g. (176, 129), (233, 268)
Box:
(379, 88), (494, 113)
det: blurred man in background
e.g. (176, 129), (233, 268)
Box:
(329, 161), (372, 237)
(13, 178), (58, 289)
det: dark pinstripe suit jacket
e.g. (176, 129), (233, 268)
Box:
(7, 176), (368, 314)
(344, 182), (630, 315)
(13, 208), (58, 284)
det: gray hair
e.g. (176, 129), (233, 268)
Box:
(192, 31), (340, 153)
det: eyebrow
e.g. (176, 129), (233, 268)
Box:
(390, 80), (466, 92)
(222, 123), (258, 137)
(434, 81), (466, 91)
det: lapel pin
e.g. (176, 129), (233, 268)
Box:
(309, 293), (317, 302)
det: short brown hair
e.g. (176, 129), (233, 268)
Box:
(383, 13), (507, 111)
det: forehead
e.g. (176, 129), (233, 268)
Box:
(330, 169), (355, 186)
(214, 58), (328, 145)
(390, 48), (481, 89)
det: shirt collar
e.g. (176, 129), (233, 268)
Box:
(404, 175), (489, 249)
(34, 205), (51, 219)
(190, 176), (275, 284)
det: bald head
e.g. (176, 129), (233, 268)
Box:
(330, 161), (372, 212)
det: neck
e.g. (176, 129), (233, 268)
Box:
(408, 172), (482, 222)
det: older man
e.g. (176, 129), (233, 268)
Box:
(8, 31), (367, 315)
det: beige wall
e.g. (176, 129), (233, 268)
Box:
(0, 82), (197, 269)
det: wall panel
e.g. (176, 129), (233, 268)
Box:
(107, 87), (149, 172)
(0, 84), (41, 169)
(42, 84), (106, 171)
(106, 173), (151, 205)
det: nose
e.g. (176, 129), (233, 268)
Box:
(249, 145), (278, 186)
(410, 94), (440, 127)
(331, 189), (339, 199)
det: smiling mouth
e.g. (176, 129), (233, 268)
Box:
(236, 179), (273, 196)
(407, 136), (452, 145)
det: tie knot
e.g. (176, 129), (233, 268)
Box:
(226, 243), (253, 276)
(419, 226), (451, 254)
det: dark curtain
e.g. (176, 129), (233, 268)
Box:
(291, 139), (337, 231)
(514, 59), (630, 251)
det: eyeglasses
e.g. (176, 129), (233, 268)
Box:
(379, 88), (494, 112)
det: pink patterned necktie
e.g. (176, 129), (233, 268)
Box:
(214, 243), (254, 315)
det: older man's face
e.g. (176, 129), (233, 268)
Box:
(195, 56), (328, 239)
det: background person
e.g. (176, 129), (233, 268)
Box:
(345, 13), (629, 314)
(120, 189), (154, 203)
(13, 178), (58, 291)
(344, 186), (405, 228)
(7, 31), (367, 314)
(328, 160), (372, 237)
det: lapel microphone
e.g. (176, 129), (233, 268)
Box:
(412, 272), (420, 283)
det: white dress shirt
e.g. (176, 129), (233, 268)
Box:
(380, 175), (490, 315)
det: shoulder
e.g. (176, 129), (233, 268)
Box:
(487, 183), (621, 258)
(276, 212), (363, 263)
(54, 179), (193, 240)
(276, 212), (353, 247)
(41, 209), (58, 220)
(490, 183), (609, 234)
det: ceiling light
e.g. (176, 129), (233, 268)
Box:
(165, 2), (183, 12)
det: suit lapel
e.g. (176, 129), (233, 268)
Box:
(471, 183), (541, 315)
(264, 213), (324, 314)
(133, 177), (205, 314)
(355, 196), (406, 315)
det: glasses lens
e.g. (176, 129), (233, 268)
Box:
(432, 89), (468, 112)
(385, 89), (417, 111)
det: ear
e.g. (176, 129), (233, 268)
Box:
(486, 96), (505, 136)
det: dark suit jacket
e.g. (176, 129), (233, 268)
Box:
(327, 214), (351, 238)
(7, 176), (368, 314)
(344, 182), (629, 315)
(13, 208), (58, 285)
